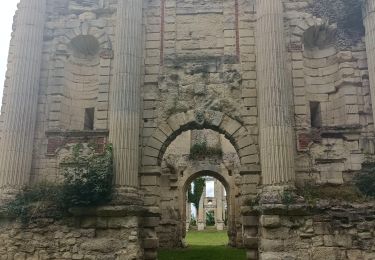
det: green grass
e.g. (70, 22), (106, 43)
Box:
(158, 230), (246, 260)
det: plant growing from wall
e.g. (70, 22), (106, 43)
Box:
(5, 182), (65, 224)
(60, 143), (113, 207)
(297, 183), (365, 205)
(5, 144), (114, 224)
(188, 177), (206, 218)
(356, 162), (375, 198)
(189, 141), (223, 160)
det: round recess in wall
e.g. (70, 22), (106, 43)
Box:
(70, 35), (100, 58)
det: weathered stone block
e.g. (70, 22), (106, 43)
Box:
(260, 216), (281, 228)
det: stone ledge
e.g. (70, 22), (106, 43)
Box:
(46, 129), (109, 138)
(69, 205), (148, 217)
(252, 201), (375, 216)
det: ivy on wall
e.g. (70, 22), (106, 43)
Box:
(5, 144), (113, 224)
(189, 141), (223, 160)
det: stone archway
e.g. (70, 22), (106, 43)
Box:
(180, 166), (237, 246)
(142, 109), (257, 170)
(140, 110), (260, 252)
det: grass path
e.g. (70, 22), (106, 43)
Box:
(158, 230), (246, 260)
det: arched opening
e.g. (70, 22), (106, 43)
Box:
(182, 171), (231, 243)
(155, 127), (247, 259)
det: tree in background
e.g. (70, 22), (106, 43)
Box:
(188, 177), (206, 218)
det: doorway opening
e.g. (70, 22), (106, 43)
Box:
(185, 174), (229, 246)
(157, 128), (246, 259)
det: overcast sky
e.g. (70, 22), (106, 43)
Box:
(0, 0), (19, 108)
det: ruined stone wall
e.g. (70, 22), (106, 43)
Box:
(284, 0), (375, 186)
(29, 0), (116, 184)
(259, 204), (375, 260)
(141, 0), (260, 249)
(0, 0), (375, 259)
(0, 213), (143, 260)
(141, 0), (260, 167)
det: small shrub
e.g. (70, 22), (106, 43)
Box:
(189, 141), (223, 160)
(60, 144), (113, 207)
(356, 162), (375, 198)
(5, 144), (114, 224)
(281, 191), (296, 206)
(297, 183), (365, 205)
(6, 182), (64, 224)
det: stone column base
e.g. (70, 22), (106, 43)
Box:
(216, 221), (225, 231)
(197, 222), (205, 231)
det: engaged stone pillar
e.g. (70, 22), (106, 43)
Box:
(256, 0), (295, 186)
(0, 0), (46, 189)
(110, 1), (144, 188)
(363, 0), (375, 123)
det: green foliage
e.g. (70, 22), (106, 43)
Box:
(60, 144), (113, 207)
(281, 191), (296, 206)
(356, 162), (375, 198)
(5, 182), (64, 224)
(206, 211), (215, 226)
(189, 141), (223, 160)
(188, 177), (206, 217)
(5, 144), (114, 224)
(297, 183), (365, 205)
(190, 216), (197, 226)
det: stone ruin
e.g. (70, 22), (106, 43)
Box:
(0, 0), (374, 259)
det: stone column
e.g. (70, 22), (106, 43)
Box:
(197, 187), (206, 231)
(363, 0), (375, 123)
(186, 200), (191, 231)
(215, 180), (225, 230)
(0, 0), (46, 189)
(256, 0), (295, 186)
(109, 0), (144, 187)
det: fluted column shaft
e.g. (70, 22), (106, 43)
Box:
(363, 0), (375, 123)
(256, 0), (295, 185)
(109, 0), (144, 187)
(215, 181), (223, 222)
(0, 0), (46, 188)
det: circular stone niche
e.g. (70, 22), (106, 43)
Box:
(70, 35), (100, 58)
